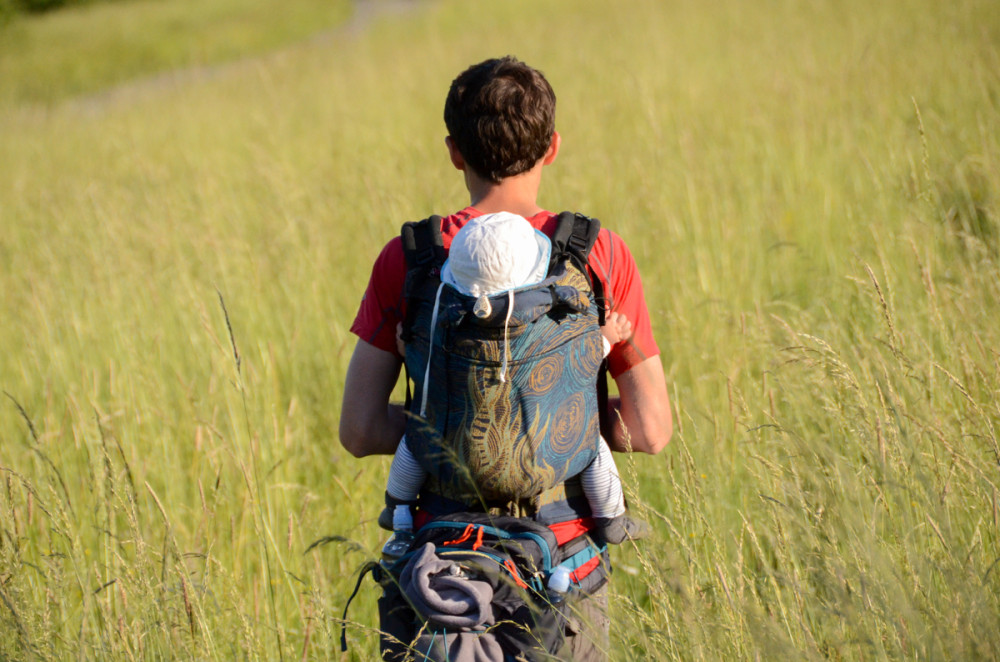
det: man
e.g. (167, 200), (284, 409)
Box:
(340, 56), (672, 660)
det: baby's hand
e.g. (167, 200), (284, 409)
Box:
(395, 322), (406, 357)
(601, 312), (632, 346)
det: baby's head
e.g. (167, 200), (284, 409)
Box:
(441, 212), (551, 297)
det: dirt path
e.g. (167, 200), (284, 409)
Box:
(72, 0), (424, 114)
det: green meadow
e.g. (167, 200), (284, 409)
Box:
(1, 0), (998, 658)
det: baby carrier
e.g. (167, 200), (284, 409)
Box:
(340, 213), (613, 661)
(399, 211), (608, 507)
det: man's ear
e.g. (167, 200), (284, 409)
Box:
(542, 131), (561, 166)
(445, 136), (466, 171)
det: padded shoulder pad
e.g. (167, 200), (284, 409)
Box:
(401, 216), (445, 271)
(550, 212), (601, 271)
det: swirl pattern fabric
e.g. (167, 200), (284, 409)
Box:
(404, 261), (603, 504)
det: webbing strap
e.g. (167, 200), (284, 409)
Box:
(503, 560), (529, 589)
(569, 554), (602, 585)
(559, 542), (606, 572)
(442, 524), (475, 546)
(340, 560), (379, 653)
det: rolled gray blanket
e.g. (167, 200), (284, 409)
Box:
(399, 542), (505, 662)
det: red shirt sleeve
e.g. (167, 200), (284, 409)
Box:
(349, 236), (407, 355)
(588, 228), (660, 378)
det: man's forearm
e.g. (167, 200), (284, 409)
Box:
(341, 403), (406, 457)
(604, 357), (673, 454)
(339, 339), (407, 457)
(379, 402), (407, 453)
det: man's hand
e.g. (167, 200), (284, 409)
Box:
(339, 340), (406, 457)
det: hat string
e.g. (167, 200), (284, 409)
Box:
(419, 282), (446, 417)
(499, 289), (514, 383)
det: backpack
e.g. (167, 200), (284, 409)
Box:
(399, 212), (609, 507)
(348, 511), (608, 662)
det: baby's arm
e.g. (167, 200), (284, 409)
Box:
(395, 322), (406, 357)
(601, 311), (632, 346)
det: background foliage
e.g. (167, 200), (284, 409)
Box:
(1, 0), (998, 659)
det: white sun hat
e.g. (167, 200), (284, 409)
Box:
(441, 211), (552, 298)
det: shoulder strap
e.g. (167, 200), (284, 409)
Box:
(401, 215), (445, 296)
(550, 212), (605, 324)
(549, 211), (600, 271)
(400, 215), (445, 338)
(552, 212), (612, 440)
(400, 216), (445, 409)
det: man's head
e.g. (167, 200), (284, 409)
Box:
(444, 57), (556, 184)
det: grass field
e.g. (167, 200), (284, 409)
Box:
(1, 0), (999, 659)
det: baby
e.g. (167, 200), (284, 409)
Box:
(381, 212), (648, 559)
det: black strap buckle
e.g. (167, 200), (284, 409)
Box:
(415, 245), (437, 267)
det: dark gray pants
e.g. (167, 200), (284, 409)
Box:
(557, 585), (610, 661)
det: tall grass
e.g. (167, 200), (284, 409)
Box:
(1, 0), (998, 658)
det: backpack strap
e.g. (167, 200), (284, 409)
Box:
(551, 211), (613, 445)
(400, 216), (445, 339)
(401, 216), (445, 294)
(550, 211), (600, 271)
(550, 212), (603, 323)
(340, 560), (381, 653)
(400, 216), (445, 409)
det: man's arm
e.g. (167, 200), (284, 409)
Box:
(339, 339), (406, 457)
(605, 356), (672, 454)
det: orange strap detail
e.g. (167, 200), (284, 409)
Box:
(471, 526), (485, 551)
(569, 555), (601, 583)
(443, 524), (474, 546)
(503, 560), (529, 589)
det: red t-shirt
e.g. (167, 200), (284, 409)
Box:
(350, 207), (659, 377)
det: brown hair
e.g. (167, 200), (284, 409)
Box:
(444, 56), (556, 183)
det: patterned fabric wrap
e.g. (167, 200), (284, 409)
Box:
(404, 260), (604, 504)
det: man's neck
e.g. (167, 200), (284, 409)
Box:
(465, 166), (545, 218)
